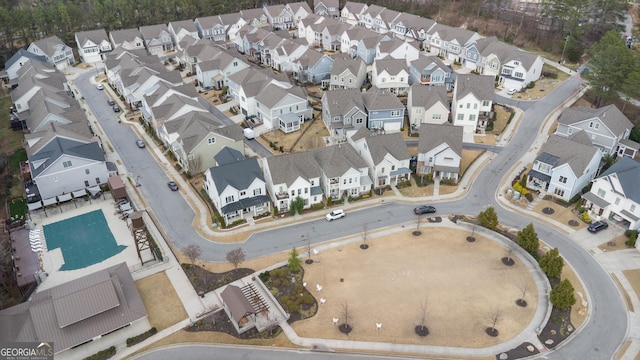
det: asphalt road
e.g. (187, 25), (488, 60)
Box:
(77, 72), (627, 359)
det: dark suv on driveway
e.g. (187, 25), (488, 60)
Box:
(588, 221), (608, 234)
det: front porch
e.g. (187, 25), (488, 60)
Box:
(220, 196), (271, 224)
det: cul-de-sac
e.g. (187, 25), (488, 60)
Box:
(1, 1), (640, 359)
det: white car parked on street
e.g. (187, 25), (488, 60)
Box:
(325, 209), (345, 221)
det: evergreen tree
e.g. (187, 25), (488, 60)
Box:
(550, 279), (576, 310)
(288, 247), (301, 272)
(478, 206), (498, 231)
(516, 223), (539, 258)
(539, 247), (564, 279)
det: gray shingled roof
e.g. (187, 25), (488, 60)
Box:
(255, 84), (307, 108)
(374, 58), (408, 76)
(214, 147), (245, 166)
(0, 262), (147, 354)
(266, 151), (320, 187)
(324, 88), (365, 116)
(75, 29), (109, 48)
(428, 24), (477, 44)
(169, 19), (198, 33)
(209, 157), (264, 197)
(418, 123), (463, 157)
(139, 24), (169, 40)
(221, 285), (255, 323)
(296, 48), (328, 68)
(5, 49), (47, 70)
(599, 156), (640, 204)
(195, 15), (223, 29)
(313, 143), (368, 178)
(362, 86), (404, 111)
(357, 131), (410, 165)
(539, 135), (600, 176)
(109, 28), (142, 44)
(409, 84), (448, 110)
(410, 55), (448, 75)
(343, 1), (367, 15)
(288, 1), (312, 14)
(31, 36), (68, 57)
(455, 74), (494, 101)
(476, 37), (539, 71)
(28, 135), (105, 178)
(558, 105), (632, 137)
(330, 53), (364, 77)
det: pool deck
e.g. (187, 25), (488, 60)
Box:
(30, 193), (153, 291)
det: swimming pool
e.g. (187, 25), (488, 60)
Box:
(43, 209), (126, 271)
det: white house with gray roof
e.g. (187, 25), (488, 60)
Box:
(314, 144), (372, 199)
(424, 24), (481, 63)
(287, 1), (313, 21)
(255, 84), (311, 133)
(582, 157), (640, 231)
(139, 24), (174, 55)
(329, 53), (366, 89)
(109, 28), (145, 50)
(27, 35), (75, 70)
(452, 75), (494, 134)
(417, 124), (463, 182)
(264, 4), (295, 30)
(3, 49), (47, 85)
(168, 20), (199, 51)
(407, 84), (450, 129)
(314, 0), (339, 18)
(349, 127), (411, 187)
(375, 37), (420, 64)
(204, 155), (270, 223)
(195, 49), (250, 90)
(263, 151), (324, 212)
(321, 88), (367, 139)
(527, 134), (602, 201)
(293, 48), (334, 84)
(554, 105), (638, 157)
(371, 58), (410, 95)
(0, 262), (147, 357)
(340, 1), (368, 26)
(75, 29), (112, 63)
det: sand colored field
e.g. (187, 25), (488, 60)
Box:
(293, 227), (538, 348)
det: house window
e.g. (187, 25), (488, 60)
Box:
(589, 121), (594, 128)
(416, 108), (422, 114)
(631, 204), (637, 212)
(381, 167), (385, 173)
(473, 103), (477, 109)
(559, 176), (567, 184)
(304, 188), (308, 194)
(348, 78), (352, 84)
(615, 197), (620, 205)
(356, 118), (363, 124)
(469, 115), (476, 121)
(85, 169), (90, 174)
(95, 177), (100, 184)
(400, 77), (404, 82)
(343, 179), (346, 184)
(554, 188), (565, 197)
(333, 116), (340, 122)
(253, 188), (262, 195)
(457, 114), (464, 120)
(240, 191), (246, 196)
(390, 110), (400, 116)
(482, 100), (489, 106)
(63, 161), (72, 168)
(432, 114), (441, 120)
(233, 61), (238, 66)
(311, 180), (314, 185)
(594, 123), (600, 130)
(597, 189), (606, 197)
(84, 180), (89, 186)
(334, 75), (338, 80)
(225, 195), (235, 203)
(208, 137), (216, 144)
(568, 128), (573, 135)
(466, 103), (470, 109)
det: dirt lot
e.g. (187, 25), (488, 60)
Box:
(136, 272), (188, 331)
(511, 65), (569, 101)
(258, 114), (328, 154)
(293, 226), (538, 348)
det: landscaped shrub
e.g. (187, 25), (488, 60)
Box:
(126, 328), (157, 347)
(273, 206), (279, 216)
(294, 283), (304, 294)
(259, 271), (270, 282)
(513, 182), (530, 195)
(580, 211), (591, 223)
(83, 346), (116, 360)
(626, 231), (637, 247)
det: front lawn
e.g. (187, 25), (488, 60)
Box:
(8, 198), (27, 221)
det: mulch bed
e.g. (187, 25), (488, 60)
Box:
(537, 307), (575, 349)
(261, 266), (318, 324)
(186, 309), (281, 339)
(182, 264), (254, 294)
(496, 341), (540, 359)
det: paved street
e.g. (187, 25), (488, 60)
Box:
(73, 70), (629, 359)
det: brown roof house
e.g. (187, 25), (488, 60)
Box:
(0, 262), (147, 356)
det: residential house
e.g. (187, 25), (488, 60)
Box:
(25, 123), (110, 199)
(204, 154), (270, 224)
(409, 55), (452, 90)
(255, 84), (311, 133)
(3, 49), (47, 86)
(340, 26), (370, 55)
(118, 66), (183, 109)
(220, 13), (247, 42)
(271, 38), (308, 72)
(527, 133), (602, 201)
(554, 105), (638, 157)
(424, 24), (481, 63)
(258, 32), (287, 67)
(293, 48), (334, 84)
(451, 75), (494, 134)
(10, 62), (68, 117)
(140, 82), (202, 130)
(389, 12), (436, 41)
(0, 263), (147, 357)
(349, 127), (411, 187)
(321, 19), (351, 51)
(321, 88), (367, 138)
(314, 0), (339, 18)
(25, 90), (85, 133)
(227, 67), (279, 117)
(235, 26), (271, 56)
(240, 8), (269, 28)
(356, 34), (389, 64)
(168, 20), (199, 51)
(472, 37), (543, 90)
(359, 5), (400, 34)
(104, 48), (161, 95)
(329, 53), (366, 89)
(297, 14), (325, 46)
(371, 58), (410, 95)
(183, 39), (224, 73)
(195, 15), (227, 42)
(582, 156), (640, 230)
(75, 29), (112, 63)
(362, 86), (405, 132)
(314, 144), (372, 199)
(375, 37), (420, 64)
(109, 28), (145, 51)
(416, 124), (464, 182)
(159, 111), (245, 174)
(263, 151), (323, 212)
(27, 35), (75, 70)
(196, 49), (250, 89)
(139, 24), (174, 55)
(286, 2), (313, 21)
(264, 4), (295, 30)
(407, 84), (450, 129)
(340, 1), (368, 26)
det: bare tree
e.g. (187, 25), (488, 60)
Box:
(183, 244), (202, 264)
(188, 155), (203, 175)
(516, 277), (530, 307)
(226, 247), (245, 269)
(304, 237), (313, 264)
(339, 302), (352, 334)
(502, 240), (516, 266)
(415, 299), (429, 336)
(487, 307), (501, 337)
(361, 223), (369, 249)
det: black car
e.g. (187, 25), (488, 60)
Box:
(107, 99), (115, 106)
(588, 221), (608, 234)
(135, 139), (145, 148)
(414, 205), (436, 215)
(112, 106), (120, 113)
(167, 181), (179, 191)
